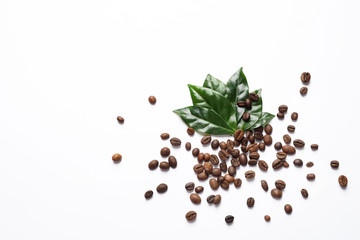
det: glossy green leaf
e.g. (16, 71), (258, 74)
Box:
(203, 74), (228, 97)
(237, 89), (263, 130)
(188, 84), (237, 129)
(173, 106), (236, 135)
(250, 112), (275, 130)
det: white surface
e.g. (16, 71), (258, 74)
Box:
(1, 0), (359, 239)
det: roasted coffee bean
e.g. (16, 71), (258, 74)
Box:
(148, 95), (156, 104)
(201, 136), (212, 145)
(234, 178), (242, 188)
(284, 204), (293, 214)
(248, 135), (255, 144)
(204, 162), (213, 174)
(283, 134), (291, 144)
(204, 153), (211, 162)
(160, 147), (171, 157)
(274, 142), (282, 150)
(245, 98), (252, 109)
(220, 180), (230, 190)
(249, 152), (260, 160)
(225, 215), (234, 224)
(272, 159), (283, 169)
(220, 162), (227, 172)
(338, 175), (348, 187)
(263, 135), (272, 146)
(254, 131), (264, 141)
(293, 139), (305, 148)
(197, 172), (208, 181)
(233, 139), (241, 147)
(187, 127), (195, 136)
(301, 189), (309, 198)
(186, 211), (197, 221)
(311, 144), (319, 150)
(248, 159), (258, 166)
(254, 126), (263, 133)
(160, 133), (170, 140)
(231, 158), (241, 167)
(234, 129), (245, 141)
(213, 194), (221, 205)
(265, 124), (273, 135)
(209, 178), (219, 190)
(170, 137), (181, 146)
(156, 183), (168, 193)
(117, 116), (124, 124)
(261, 180), (269, 191)
(264, 215), (271, 222)
(275, 180), (286, 190)
(211, 139), (220, 149)
(168, 156), (177, 168)
(287, 125), (295, 133)
(293, 159), (303, 167)
(148, 160), (159, 170)
(331, 160), (339, 168)
(291, 112), (298, 121)
(276, 152), (287, 160)
(282, 161), (289, 168)
(228, 166), (236, 176)
(282, 145), (296, 154)
(190, 193), (201, 204)
(239, 153), (248, 166)
(159, 161), (170, 170)
(306, 161), (314, 167)
(112, 153), (122, 162)
(271, 188), (282, 199)
(195, 186), (204, 193)
(237, 100), (246, 107)
(225, 174), (235, 183)
(211, 168), (221, 177)
(207, 195), (215, 204)
(197, 153), (204, 163)
(278, 105), (288, 113)
(220, 141), (227, 150)
(185, 182), (195, 191)
(217, 176), (225, 184)
(249, 92), (259, 101)
(192, 148), (200, 157)
(300, 86), (308, 96)
(259, 142), (265, 151)
(193, 164), (204, 173)
(306, 173), (316, 180)
(210, 154), (220, 165)
(247, 143), (259, 152)
(246, 130), (252, 139)
(144, 190), (153, 199)
(227, 139), (235, 149)
(301, 72), (311, 83)
(228, 148), (240, 158)
(242, 112), (250, 121)
(185, 142), (191, 151)
(245, 170), (255, 179)
(219, 150), (230, 161)
(258, 160), (268, 171)
(247, 197), (255, 207)
(277, 112), (285, 119)
(240, 137), (248, 146)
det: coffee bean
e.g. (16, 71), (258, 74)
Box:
(228, 166), (237, 176)
(112, 153), (122, 162)
(248, 135), (255, 144)
(246, 143), (258, 153)
(219, 150), (230, 161)
(148, 96), (156, 104)
(278, 105), (288, 113)
(306, 173), (316, 180)
(214, 194), (221, 205)
(291, 112), (298, 121)
(282, 161), (289, 168)
(277, 112), (285, 119)
(209, 178), (219, 190)
(240, 137), (248, 146)
(274, 142), (282, 150)
(195, 186), (204, 193)
(242, 112), (250, 121)
(170, 137), (181, 147)
(160, 133), (170, 140)
(254, 131), (264, 141)
(259, 142), (265, 151)
(117, 116), (124, 124)
(248, 159), (257, 166)
(276, 152), (287, 160)
(204, 153), (211, 162)
(220, 180), (230, 190)
(261, 180), (268, 191)
(185, 182), (195, 191)
(311, 144), (319, 150)
(254, 126), (263, 133)
(217, 176), (224, 184)
(201, 136), (212, 145)
(231, 158), (240, 167)
(239, 153), (248, 166)
(237, 100), (246, 107)
(225, 215), (234, 224)
(220, 162), (227, 172)
(246, 130), (252, 138)
(185, 142), (191, 151)
(272, 159), (283, 169)
(224, 174), (234, 183)
(211, 139), (220, 149)
(275, 180), (286, 190)
(245, 170), (255, 179)
(258, 160), (268, 171)
(264, 215), (271, 222)
(168, 156), (177, 168)
(160, 147), (170, 157)
(245, 98), (252, 109)
(159, 161), (170, 170)
(250, 92), (259, 101)
(190, 193), (201, 204)
(306, 161), (314, 167)
(192, 148), (200, 157)
(226, 140), (234, 149)
(293, 159), (303, 167)
(287, 125), (295, 133)
(207, 195), (215, 204)
(193, 164), (204, 174)
(144, 190), (153, 199)
(300, 86), (308, 96)
(282, 145), (296, 154)
(187, 127), (195, 136)
(301, 189), (308, 198)
(197, 153), (204, 163)
(265, 124), (273, 134)
(247, 197), (255, 207)
(293, 139), (305, 148)
(156, 183), (168, 193)
(220, 141), (227, 150)
(271, 188), (282, 199)
(234, 178), (242, 188)
(284, 204), (292, 214)
(283, 134), (291, 144)
(234, 129), (245, 141)
(197, 172), (208, 181)
(301, 72), (311, 83)
(228, 148), (240, 158)
(148, 160), (159, 170)
(331, 160), (339, 168)
(338, 175), (348, 187)
(263, 135), (272, 146)
(186, 211), (197, 221)
(249, 152), (260, 160)
(204, 162), (213, 174)
(210, 154), (219, 165)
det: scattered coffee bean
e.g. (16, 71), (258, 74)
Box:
(195, 186), (204, 193)
(197, 153), (204, 163)
(225, 174), (235, 183)
(278, 105), (288, 113)
(264, 215), (271, 222)
(263, 135), (273, 146)
(231, 158), (240, 167)
(219, 150), (230, 161)
(228, 148), (240, 158)
(284, 204), (293, 214)
(185, 142), (191, 151)
(207, 195), (215, 204)
(247, 143), (259, 153)
(209, 178), (219, 190)
(249, 152), (260, 160)
(204, 162), (213, 174)
(201, 136), (212, 145)
(311, 144), (319, 150)
(282, 161), (289, 168)
(331, 160), (339, 169)
(185, 211), (197, 221)
(277, 112), (285, 119)
(217, 176), (225, 184)
(247, 197), (255, 207)
(156, 183), (168, 193)
(245, 98), (252, 109)
(283, 134), (291, 144)
(271, 188), (282, 199)
(219, 141), (227, 150)
(276, 152), (287, 160)
(112, 153), (122, 162)
(291, 112), (298, 121)
(168, 156), (177, 168)
(160, 147), (170, 157)
(193, 164), (204, 174)
(300, 86), (308, 96)
(301, 189), (309, 198)
(301, 72), (311, 83)
(210, 154), (219, 165)
(144, 190), (153, 199)
(248, 135), (255, 143)
(234, 178), (242, 188)
(204, 153), (211, 162)
(246, 130), (252, 138)
(190, 193), (201, 204)
(192, 148), (200, 157)
(275, 180), (286, 190)
(245, 170), (255, 179)
(225, 215), (234, 224)
(160, 133), (170, 140)
(250, 92), (259, 101)
(117, 116), (124, 124)
(293, 139), (305, 148)
(185, 182), (195, 191)
(254, 131), (264, 141)
(258, 160), (268, 171)
(265, 124), (273, 135)
(248, 159), (258, 166)
(242, 112), (250, 121)
(287, 125), (295, 133)
(197, 172), (208, 181)
(211, 139), (220, 149)
(170, 137), (181, 147)
(228, 166), (237, 176)
(239, 153), (248, 166)
(240, 137), (248, 146)
(214, 194), (221, 205)
(187, 127), (195, 136)
(259, 142), (266, 151)
(306, 173), (316, 180)
(211, 168), (221, 177)
(148, 95), (156, 104)
(237, 100), (246, 107)
(338, 175), (348, 187)
(220, 162), (227, 172)
(159, 161), (170, 170)
(220, 180), (230, 190)
(234, 129), (245, 141)
(282, 145), (296, 154)
(148, 160), (159, 170)
(293, 159), (303, 167)
(274, 142), (282, 150)
(272, 159), (283, 169)
(261, 180), (269, 191)
(306, 161), (314, 167)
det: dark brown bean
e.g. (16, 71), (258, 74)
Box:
(231, 158), (240, 167)
(197, 153), (204, 163)
(258, 160), (268, 171)
(275, 180), (286, 190)
(148, 95), (156, 104)
(248, 159), (258, 166)
(207, 195), (215, 204)
(293, 159), (303, 167)
(185, 182), (195, 191)
(192, 148), (200, 157)
(160, 147), (171, 157)
(186, 211), (197, 221)
(237, 100), (246, 107)
(301, 189), (309, 198)
(261, 180), (269, 191)
(227, 139), (235, 149)
(220, 162), (227, 172)
(234, 178), (242, 188)
(239, 153), (248, 166)
(187, 127), (195, 136)
(274, 142), (282, 150)
(219, 141), (227, 150)
(170, 137), (181, 146)
(112, 153), (122, 162)
(291, 112), (298, 121)
(204, 153), (211, 162)
(220, 180), (230, 190)
(264, 215), (271, 222)
(210, 154), (220, 165)
(193, 164), (204, 174)
(248, 135), (255, 144)
(293, 139), (305, 148)
(224, 174), (234, 183)
(249, 152), (260, 160)
(168, 156), (177, 168)
(245, 170), (255, 179)
(284, 204), (292, 214)
(265, 124), (273, 135)
(271, 188), (282, 199)
(204, 162), (213, 174)
(211, 139), (220, 150)
(160, 133), (170, 140)
(197, 172), (208, 181)
(282, 145), (296, 154)
(117, 116), (124, 124)
(272, 159), (283, 169)
(156, 183), (168, 193)
(148, 160), (159, 170)
(247, 197), (255, 207)
(338, 175), (348, 187)
(263, 135), (272, 146)
(306, 161), (314, 167)
(276, 152), (287, 160)
(282, 161), (289, 168)
(190, 193), (201, 204)
(144, 190), (153, 199)
(245, 98), (252, 109)
(159, 161), (170, 170)
(330, 160), (339, 169)
(201, 136), (211, 145)
(211, 168), (221, 177)
(209, 178), (219, 190)
(242, 112), (250, 121)
(311, 144), (319, 150)
(219, 150), (229, 161)
(185, 142), (191, 151)
(249, 92), (259, 101)
(306, 173), (316, 180)
(259, 142), (265, 151)
(213, 194), (221, 205)
(228, 166), (236, 176)
(195, 186), (204, 193)
(301, 72), (311, 83)
(278, 105), (288, 113)
(283, 134), (291, 144)
(277, 112), (285, 119)
(287, 125), (295, 133)
(300, 86), (308, 96)
(234, 129), (245, 141)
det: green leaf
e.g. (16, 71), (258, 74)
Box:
(237, 89), (263, 130)
(188, 84), (237, 129)
(173, 106), (236, 135)
(203, 74), (228, 97)
(226, 67), (249, 121)
(250, 112), (275, 129)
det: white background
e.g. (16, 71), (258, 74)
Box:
(1, 0), (360, 239)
